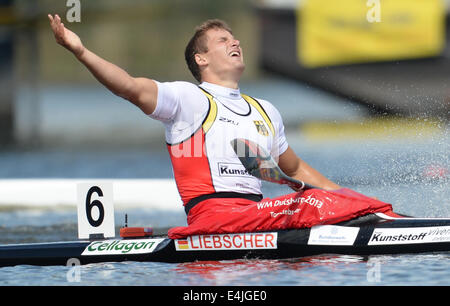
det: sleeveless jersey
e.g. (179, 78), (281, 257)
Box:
(150, 81), (289, 205)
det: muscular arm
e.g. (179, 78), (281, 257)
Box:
(48, 14), (157, 115)
(278, 146), (341, 191)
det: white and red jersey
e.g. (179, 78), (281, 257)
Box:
(149, 81), (396, 240)
(150, 81), (289, 206)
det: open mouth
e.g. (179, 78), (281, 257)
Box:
(229, 50), (241, 57)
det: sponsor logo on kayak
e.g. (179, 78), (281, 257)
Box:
(308, 225), (360, 246)
(175, 232), (278, 251)
(81, 238), (164, 255)
(368, 226), (450, 245)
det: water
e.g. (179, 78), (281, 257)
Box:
(0, 134), (448, 286)
(1, 253), (449, 286)
(1, 79), (449, 286)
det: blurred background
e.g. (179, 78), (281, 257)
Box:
(0, 0), (448, 220)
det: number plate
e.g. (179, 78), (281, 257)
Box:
(77, 182), (115, 239)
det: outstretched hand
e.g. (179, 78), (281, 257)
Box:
(48, 14), (85, 57)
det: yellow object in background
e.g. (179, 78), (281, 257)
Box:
(298, 0), (445, 68)
(300, 117), (444, 142)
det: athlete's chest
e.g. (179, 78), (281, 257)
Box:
(201, 97), (273, 162)
(209, 97), (272, 138)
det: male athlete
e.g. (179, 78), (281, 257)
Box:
(48, 15), (393, 238)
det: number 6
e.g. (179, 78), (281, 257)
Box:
(85, 186), (105, 227)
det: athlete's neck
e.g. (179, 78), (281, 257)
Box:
(200, 71), (241, 90)
(200, 81), (241, 99)
(201, 79), (239, 90)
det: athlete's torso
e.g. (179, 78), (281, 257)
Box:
(151, 81), (288, 205)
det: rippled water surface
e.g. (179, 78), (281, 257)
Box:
(1, 252), (449, 286)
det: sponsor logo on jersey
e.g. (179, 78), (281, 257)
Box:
(218, 162), (252, 177)
(219, 116), (239, 126)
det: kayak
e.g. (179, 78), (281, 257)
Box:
(1, 212), (450, 267)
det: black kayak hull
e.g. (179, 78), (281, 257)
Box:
(1, 213), (450, 267)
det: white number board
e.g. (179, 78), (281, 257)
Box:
(77, 182), (115, 239)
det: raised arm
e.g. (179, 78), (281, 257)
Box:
(48, 14), (157, 115)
